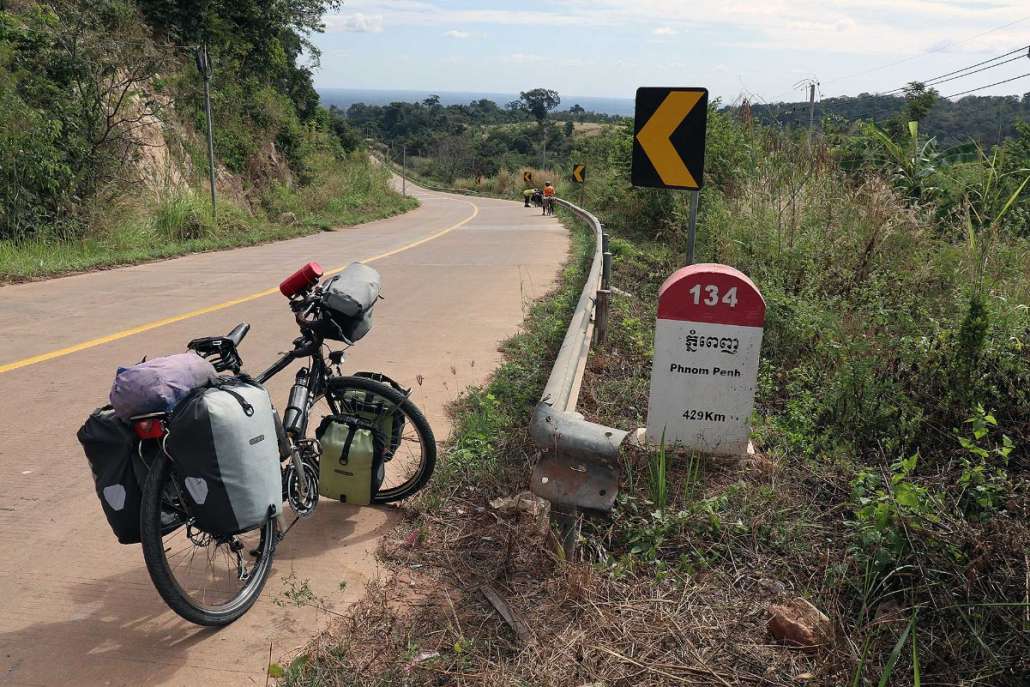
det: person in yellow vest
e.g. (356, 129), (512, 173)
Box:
(523, 187), (534, 207)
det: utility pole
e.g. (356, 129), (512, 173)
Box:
(196, 42), (217, 220)
(401, 144), (407, 197)
(808, 82), (817, 134)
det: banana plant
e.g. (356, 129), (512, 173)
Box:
(961, 143), (1030, 237)
(865, 120), (943, 202)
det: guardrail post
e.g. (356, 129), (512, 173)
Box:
(595, 226), (612, 345)
(595, 254), (612, 345)
(550, 505), (581, 561)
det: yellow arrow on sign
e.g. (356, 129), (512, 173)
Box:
(636, 90), (704, 189)
(573, 164), (585, 183)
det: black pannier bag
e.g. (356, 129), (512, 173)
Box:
(77, 406), (144, 544)
(317, 262), (381, 344)
(165, 377), (283, 535)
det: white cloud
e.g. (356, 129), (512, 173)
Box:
(327, 1), (1027, 58)
(445, 30), (471, 39)
(327, 13), (384, 33)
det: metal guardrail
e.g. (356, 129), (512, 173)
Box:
(528, 198), (628, 523)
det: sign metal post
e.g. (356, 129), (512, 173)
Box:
(686, 189), (699, 264)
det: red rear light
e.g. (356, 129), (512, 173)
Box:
(279, 261), (324, 298)
(133, 418), (166, 440)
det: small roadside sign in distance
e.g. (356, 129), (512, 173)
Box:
(523, 171), (533, 184)
(632, 87), (708, 191)
(572, 164), (586, 183)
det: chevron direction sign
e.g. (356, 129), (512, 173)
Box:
(632, 87), (708, 190)
(572, 164), (586, 183)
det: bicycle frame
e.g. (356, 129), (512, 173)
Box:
(256, 334), (334, 419)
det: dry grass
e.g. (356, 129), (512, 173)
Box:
(280, 455), (858, 686)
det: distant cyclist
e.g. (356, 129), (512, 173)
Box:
(542, 182), (556, 216)
(523, 187), (535, 208)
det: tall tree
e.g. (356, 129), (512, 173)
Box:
(517, 88), (560, 123)
(903, 81), (938, 123)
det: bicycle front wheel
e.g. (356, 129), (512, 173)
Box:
(323, 375), (436, 503)
(139, 452), (277, 626)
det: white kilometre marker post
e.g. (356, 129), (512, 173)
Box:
(645, 264), (766, 456)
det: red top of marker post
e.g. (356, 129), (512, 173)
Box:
(657, 263), (765, 327)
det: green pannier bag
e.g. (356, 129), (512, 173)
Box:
(316, 415), (385, 505)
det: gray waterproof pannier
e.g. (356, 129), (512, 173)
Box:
(165, 377), (282, 535)
(318, 262), (381, 343)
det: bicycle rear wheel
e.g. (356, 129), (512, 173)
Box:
(323, 375), (436, 503)
(139, 453), (277, 626)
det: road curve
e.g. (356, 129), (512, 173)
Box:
(0, 181), (567, 685)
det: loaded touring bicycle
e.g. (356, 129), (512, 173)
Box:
(79, 261), (436, 626)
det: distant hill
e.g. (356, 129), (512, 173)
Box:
(742, 93), (1030, 147)
(318, 88), (636, 116)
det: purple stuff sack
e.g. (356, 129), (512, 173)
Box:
(109, 352), (218, 420)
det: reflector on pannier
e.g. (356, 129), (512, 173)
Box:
(77, 406), (145, 544)
(165, 377), (283, 535)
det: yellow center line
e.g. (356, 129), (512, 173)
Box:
(0, 198), (480, 375)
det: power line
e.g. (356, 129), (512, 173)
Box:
(944, 72), (1030, 98)
(882, 46), (1030, 94)
(820, 14), (1030, 88)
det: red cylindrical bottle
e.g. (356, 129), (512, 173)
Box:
(279, 261), (324, 297)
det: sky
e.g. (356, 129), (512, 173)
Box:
(310, 0), (1030, 103)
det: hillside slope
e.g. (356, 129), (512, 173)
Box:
(0, 0), (412, 281)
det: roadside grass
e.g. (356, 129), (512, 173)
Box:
(0, 152), (416, 283)
(565, 129), (1030, 684)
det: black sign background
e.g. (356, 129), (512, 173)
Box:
(632, 87), (708, 190)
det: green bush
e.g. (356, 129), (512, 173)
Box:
(152, 192), (214, 240)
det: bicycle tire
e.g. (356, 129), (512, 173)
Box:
(139, 452), (277, 626)
(323, 375), (436, 503)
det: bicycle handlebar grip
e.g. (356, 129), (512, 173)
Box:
(279, 261), (324, 298)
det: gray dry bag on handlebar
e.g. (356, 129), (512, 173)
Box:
(318, 262), (381, 344)
(165, 377), (283, 535)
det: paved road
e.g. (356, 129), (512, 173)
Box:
(0, 182), (567, 685)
